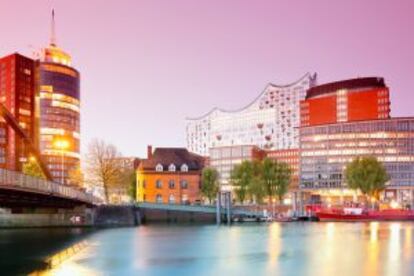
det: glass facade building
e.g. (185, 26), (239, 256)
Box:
(38, 45), (80, 184)
(299, 117), (414, 203)
(209, 145), (265, 189)
(186, 73), (317, 156)
(0, 53), (36, 171)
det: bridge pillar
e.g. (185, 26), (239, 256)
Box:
(226, 192), (231, 226)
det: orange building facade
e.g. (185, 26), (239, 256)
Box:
(136, 146), (204, 204)
(300, 77), (390, 127)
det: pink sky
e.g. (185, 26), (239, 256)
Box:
(1, 0), (414, 157)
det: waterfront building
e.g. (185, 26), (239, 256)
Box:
(186, 73), (317, 156)
(300, 77), (390, 127)
(38, 11), (81, 184)
(266, 148), (299, 188)
(209, 145), (265, 190)
(299, 117), (414, 205)
(136, 146), (204, 204)
(0, 53), (36, 171)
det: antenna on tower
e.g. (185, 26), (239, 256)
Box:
(50, 9), (56, 46)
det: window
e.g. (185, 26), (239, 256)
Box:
(156, 164), (163, 172)
(156, 194), (162, 203)
(169, 180), (175, 189)
(180, 164), (188, 172)
(168, 164), (176, 172)
(182, 194), (188, 203)
(180, 180), (188, 189)
(169, 194), (175, 204)
(156, 179), (162, 189)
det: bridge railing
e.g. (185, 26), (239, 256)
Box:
(0, 168), (95, 204)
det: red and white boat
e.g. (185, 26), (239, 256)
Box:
(316, 207), (414, 222)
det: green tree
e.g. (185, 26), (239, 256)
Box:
(201, 167), (219, 204)
(345, 156), (389, 206)
(262, 158), (276, 206)
(274, 161), (292, 203)
(127, 171), (137, 202)
(248, 160), (266, 204)
(22, 157), (46, 179)
(230, 160), (254, 203)
(261, 158), (292, 205)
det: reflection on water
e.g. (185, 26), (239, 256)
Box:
(2, 223), (414, 275)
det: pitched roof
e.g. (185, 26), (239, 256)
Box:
(140, 148), (204, 171)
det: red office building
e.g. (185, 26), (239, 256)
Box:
(300, 77), (390, 127)
(0, 53), (36, 171)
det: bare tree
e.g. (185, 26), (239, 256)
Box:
(67, 163), (84, 188)
(85, 139), (123, 202)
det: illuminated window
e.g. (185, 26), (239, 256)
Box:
(168, 194), (175, 204)
(156, 194), (162, 203)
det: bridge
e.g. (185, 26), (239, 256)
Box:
(0, 169), (97, 208)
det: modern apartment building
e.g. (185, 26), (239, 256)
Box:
(0, 53), (36, 170)
(300, 77), (390, 127)
(186, 73), (317, 156)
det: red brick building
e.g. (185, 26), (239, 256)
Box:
(0, 53), (36, 170)
(300, 77), (390, 127)
(136, 146), (204, 204)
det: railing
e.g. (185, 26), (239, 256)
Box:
(0, 168), (96, 204)
(136, 202), (263, 216)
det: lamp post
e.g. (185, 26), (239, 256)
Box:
(54, 139), (69, 184)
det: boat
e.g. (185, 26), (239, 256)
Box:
(316, 208), (414, 222)
(273, 217), (295, 222)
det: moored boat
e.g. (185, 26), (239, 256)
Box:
(316, 208), (414, 222)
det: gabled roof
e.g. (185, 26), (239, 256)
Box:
(140, 148), (204, 171)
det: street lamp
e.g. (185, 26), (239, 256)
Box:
(53, 139), (69, 184)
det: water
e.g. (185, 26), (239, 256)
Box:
(1, 222), (414, 275)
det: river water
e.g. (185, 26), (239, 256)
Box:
(1, 222), (414, 275)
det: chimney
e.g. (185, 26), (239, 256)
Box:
(147, 145), (153, 159)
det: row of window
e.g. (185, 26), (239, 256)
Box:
(156, 163), (188, 172)
(154, 179), (188, 189)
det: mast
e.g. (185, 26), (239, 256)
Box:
(50, 9), (56, 46)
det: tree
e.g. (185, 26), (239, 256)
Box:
(262, 158), (276, 206)
(22, 157), (46, 179)
(274, 161), (292, 203)
(127, 171), (137, 202)
(85, 139), (123, 203)
(345, 156), (389, 206)
(201, 167), (219, 204)
(248, 160), (266, 204)
(67, 164), (84, 188)
(230, 160), (254, 203)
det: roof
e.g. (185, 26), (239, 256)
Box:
(140, 148), (204, 171)
(306, 77), (386, 99)
(186, 72), (315, 120)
